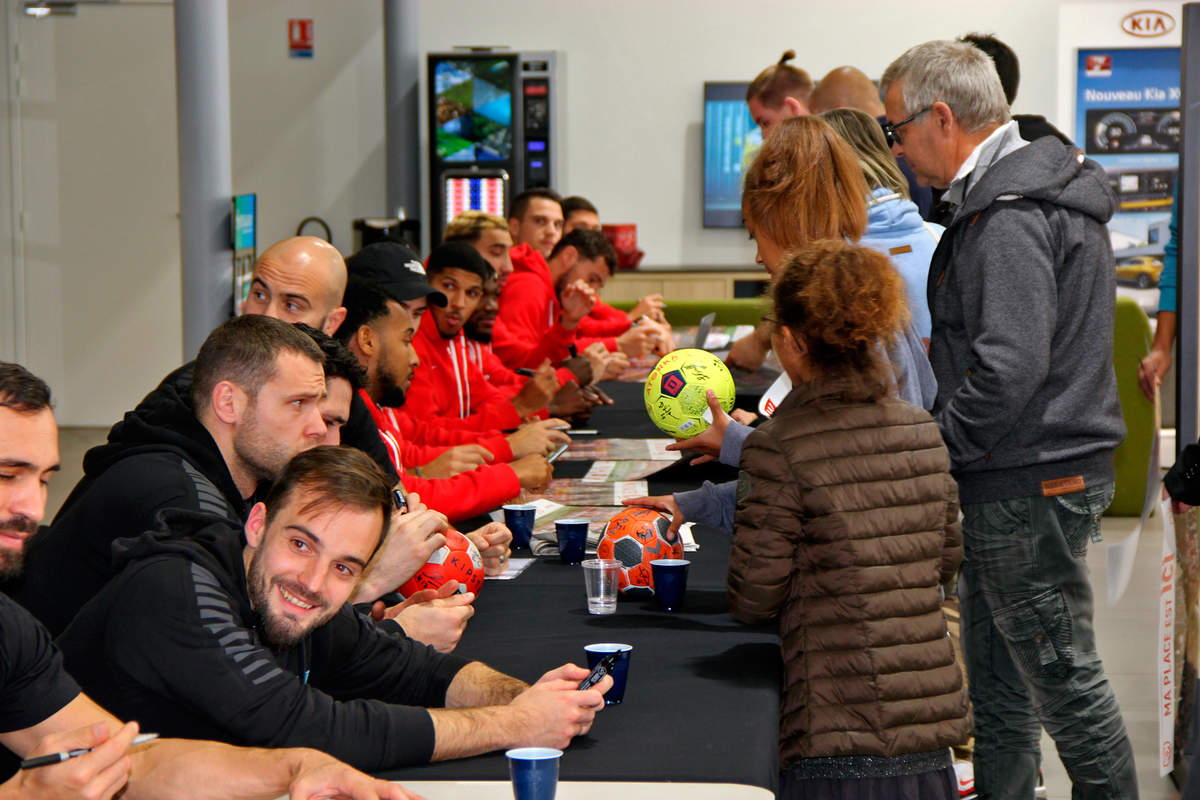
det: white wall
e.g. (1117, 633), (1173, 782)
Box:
(16, 2), (181, 426)
(7, 0), (1143, 423)
(417, 0), (1081, 269)
(228, 1), (386, 250)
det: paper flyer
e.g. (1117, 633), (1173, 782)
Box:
(528, 479), (648, 507)
(559, 438), (681, 462)
(583, 460), (674, 482)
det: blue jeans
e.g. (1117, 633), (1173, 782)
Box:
(959, 482), (1137, 799)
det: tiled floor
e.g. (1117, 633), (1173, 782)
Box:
(47, 427), (1187, 798)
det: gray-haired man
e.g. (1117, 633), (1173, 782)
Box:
(882, 40), (1132, 799)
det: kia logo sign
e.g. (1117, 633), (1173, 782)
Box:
(1122, 10), (1175, 37)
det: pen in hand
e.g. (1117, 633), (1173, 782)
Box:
(21, 733), (159, 770)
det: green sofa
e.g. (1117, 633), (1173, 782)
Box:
(1109, 295), (1156, 516)
(609, 298), (766, 327)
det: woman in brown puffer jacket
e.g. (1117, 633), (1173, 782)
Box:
(729, 240), (970, 800)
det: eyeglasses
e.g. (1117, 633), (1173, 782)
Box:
(761, 314), (779, 329)
(882, 106), (932, 147)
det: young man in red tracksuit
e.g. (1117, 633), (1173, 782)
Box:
(405, 243), (563, 433)
(491, 229), (621, 370)
(336, 272), (551, 522)
(513, 192), (670, 352)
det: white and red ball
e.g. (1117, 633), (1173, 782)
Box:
(596, 507), (684, 593)
(398, 529), (484, 597)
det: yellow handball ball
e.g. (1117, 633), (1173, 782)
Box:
(644, 348), (736, 438)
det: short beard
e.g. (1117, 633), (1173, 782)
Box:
(232, 404), (293, 486)
(0, 548), (25, 582)
(463, 314), (496, 344)
(246, 546), (333, 650)
(374, 348), (408, 408)
(0, 515), (37, 581)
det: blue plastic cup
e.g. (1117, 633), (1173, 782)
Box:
(506, 747), (562, 800)
(555, 518), (589, 564)
(584, 643), (633, 705)
(503, 504), (537, 550)
(651, 559), (690, 611)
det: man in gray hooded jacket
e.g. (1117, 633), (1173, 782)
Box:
(882, 41), (1132, 799)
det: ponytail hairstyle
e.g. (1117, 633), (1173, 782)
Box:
(746, 50), (814, 108)
(741, 116), (868, 248)
(771, 240), (909, 400)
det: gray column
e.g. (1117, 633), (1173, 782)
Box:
(1178, 3), (1200, 455)
(174, 0), (233, 359)
(384, 0), (420, 248)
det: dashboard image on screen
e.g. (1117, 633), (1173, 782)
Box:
(434, 57), (514, 162)
(703, 82), (759, 228)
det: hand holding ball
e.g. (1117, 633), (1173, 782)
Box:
(644, 348), (735, 437)
(398, 529), (485, 597)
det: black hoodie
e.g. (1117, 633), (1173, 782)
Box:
(57, 509), (467, 770)
(12, 363), (250, 636)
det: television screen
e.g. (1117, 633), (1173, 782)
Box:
(703, 82), (759, 228)
(432, 56), (516, 163)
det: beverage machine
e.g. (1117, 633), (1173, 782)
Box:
(427, 49), (562, 245)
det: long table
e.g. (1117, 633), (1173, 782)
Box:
(381, 382), (782, 793)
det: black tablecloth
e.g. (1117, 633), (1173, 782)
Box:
(381, 382), (782, 792)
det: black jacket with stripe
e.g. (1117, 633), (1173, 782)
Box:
(57, 510), (468, 769)
(12, 363), (251, 637)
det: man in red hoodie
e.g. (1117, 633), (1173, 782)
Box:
(560, 196), (670, 347)
(496, 228), (658, 369)
(501, 194), (662, 359)
(337, 275), (551, 523)
(406, 242), (565, 432)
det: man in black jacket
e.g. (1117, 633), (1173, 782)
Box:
(12, 315), (329, 635)
(58, 446), (608, 771)
(0, 361), (421, 800)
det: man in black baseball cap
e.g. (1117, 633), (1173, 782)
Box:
(346, 242), (447, 325)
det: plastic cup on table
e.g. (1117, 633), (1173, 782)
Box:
(650, 558), (691, 611)
(555, 518), (589, 565)
(584, 642), (633, 705)
(503, 504), (537, 550)
(582, 558), (620, 615)
(506, 747), (562, 800)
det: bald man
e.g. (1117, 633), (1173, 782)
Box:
(809, 66), (932, 219)
(243, 236), (348, 336)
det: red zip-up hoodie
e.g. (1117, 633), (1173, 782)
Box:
(406, 312), (526, 431)
(578, 300), (630, 341)
(358, 390), (520, 523)
(391, 406), (514, 464)
(492, 244), (580, 369)
(464, 339), (525, 398)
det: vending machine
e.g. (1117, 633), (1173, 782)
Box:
(427, 49), (562, 245)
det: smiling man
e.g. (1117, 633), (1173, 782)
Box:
(0, 362), (422, 800)
(10, 316), (328, 636)
(58, 446), (608, 771)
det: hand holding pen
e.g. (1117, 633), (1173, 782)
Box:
(13, 721), (150, 800)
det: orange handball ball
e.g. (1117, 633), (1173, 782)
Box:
(596, 507), (684, 593)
